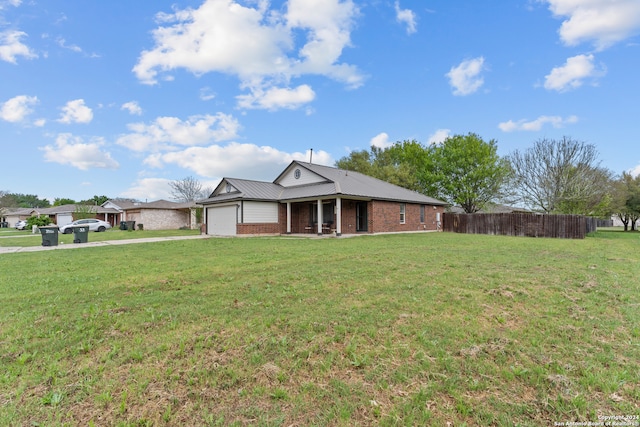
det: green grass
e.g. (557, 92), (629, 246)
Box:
(1, 231), (639, 426)
(0, 228), (200, 247)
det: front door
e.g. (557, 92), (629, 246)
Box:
(356, 202), (368, 232)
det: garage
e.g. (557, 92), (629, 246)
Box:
(56, 213), (73, 228)
(207, 205), (237, 236)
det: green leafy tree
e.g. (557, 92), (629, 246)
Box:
(0, 191), (17, 209)
(336, 135), (509, 212)
(7, 193), (51, 208)
(425, 133), (510, 213)
(336, 141), (428, 192)
(53, 198), (76, 206)
(74, 205), (97, 220)
(612, 172), (640, 231)
(80, 195), (110, 206)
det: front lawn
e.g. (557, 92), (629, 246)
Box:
(0, 228), (200, 247)
(0, 231), (638, 426)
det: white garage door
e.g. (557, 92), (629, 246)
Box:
(57, 213), (73, 227)
(207, 205), (237, 236)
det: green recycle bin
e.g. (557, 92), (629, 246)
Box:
(72, 225), (89, 243)
(126, 221), (136, 231)
(39, 226), (59, 247)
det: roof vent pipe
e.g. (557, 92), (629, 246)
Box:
(309, 148), (313, 164)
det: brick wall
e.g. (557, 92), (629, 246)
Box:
(126, 209), (190, 230)
(235, 200), (445, 235)
(237, 223), (282, 234)
(370, 200), (444, 233)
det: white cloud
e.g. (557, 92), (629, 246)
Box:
(133, 0), (362, 110)
(428, 129), (451, 145)
(544, 54), (605, 92)
(498, 115), (579, 132)
(629, 164), (640, 178)
(236, 84), (315, 110)
(145, 142), (333, 180)
(58, 99), (93, 124)
(545, 0), (640, 50)
(199, 87), (216, 101)
(0, 95), (38, 122)
(40, 133), (119, 170)
(0, 30), (37, 63)
(121, 101), (143, 115)
(446, 57), (486, 96)
(120, 177), (173, 201)
(0, 0), (23, 9)
(116, 113), (240, 152)
(394, 1), (417, 34)
(56, 37), (82, 53)
(370, 132), (393, 149)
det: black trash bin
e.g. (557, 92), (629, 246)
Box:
(126, 221), (136, 231)
(39, 226), (59, 247)
(120, 221), (127, 230)
(72, 225), (89, 243)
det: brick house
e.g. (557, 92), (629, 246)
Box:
(199, 160), (447, 236)
(103, 199), (199, 230)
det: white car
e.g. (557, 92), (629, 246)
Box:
(58, 219), (112, 234)
(15, 220), (28, 230)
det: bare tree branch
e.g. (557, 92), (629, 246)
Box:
(169, 176), (208, 202)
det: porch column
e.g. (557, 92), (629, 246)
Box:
(317, 199), (323, 235)
(335, 197), (342, 236)
(286, 202), (291, 234)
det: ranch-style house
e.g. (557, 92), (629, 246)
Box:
(199, 160), (447, 236)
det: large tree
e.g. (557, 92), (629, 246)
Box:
(611, 172), (640, 231)
(53, 198), (76, 206)
(336, 143), (424, 192)
(336, 135), (510, 212)
(2, 193), (51, 208)
(169, 176), (210, 202)
(507, 137), (612, 214)
(424, 133), (511, 213)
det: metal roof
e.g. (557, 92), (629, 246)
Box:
(200, 161), (447, 206)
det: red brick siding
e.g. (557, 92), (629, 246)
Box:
(235, 199), (444, 235)
(339, 200), (358, 234)
(237, 223), (281, 234)
(370, 200), (444, 233)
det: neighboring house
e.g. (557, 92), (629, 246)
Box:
(4, 208), (40, 228)
(3, 205), (119, 228)
(43, 204), (120, 227)
(103, 199), (199, 230)
(199, 160), (448, 236)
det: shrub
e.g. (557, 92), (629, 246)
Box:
(26, 214), (52, 228)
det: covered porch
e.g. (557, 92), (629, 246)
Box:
(283, 197), (370, 236)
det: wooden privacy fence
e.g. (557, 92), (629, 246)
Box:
(442, 213), (600, 239)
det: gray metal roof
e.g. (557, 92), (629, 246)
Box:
(200, 161), (447, 206)
(291, 162), (447, 205)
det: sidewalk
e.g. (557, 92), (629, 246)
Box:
(0, 234), (210, 254)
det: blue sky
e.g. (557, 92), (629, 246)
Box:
(2, 0), (639, 202)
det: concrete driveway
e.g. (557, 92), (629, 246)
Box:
(0, 234), (209, 254)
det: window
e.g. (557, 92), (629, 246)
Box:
(400, 203), (406, 224)
(420, 205), (425, 223)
